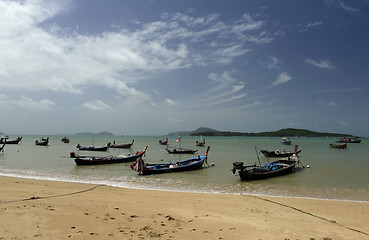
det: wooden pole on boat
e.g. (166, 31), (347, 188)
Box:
(255, 146), (261, 166)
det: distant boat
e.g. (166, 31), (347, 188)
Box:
(71, 146), (147, 165)
(232, 145), (300, 181)
(61, 136), (70, 143)
(336, 137), (361, 143)
(329, 143), (347, 149)
(0, 136), (22, 144)
(131, 146), (210, 175)
(260, 148), (302, 158)
(166, 147), (198, 154)
(35, 137), (49, 146)
(159, 138), (168, 145)
(166, 134), (197, 154)
(76, 142), (110, 151)
(110, 140), (134, 149)
(195, 136), (206, 147)
(281, 137), (292, 145)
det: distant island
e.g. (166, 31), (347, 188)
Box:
(168, 127), (355, 138)
(74, 131), (114, 136)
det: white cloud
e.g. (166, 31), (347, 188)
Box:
(82, 100), (111, 111)
(165, 98), (176, 106)
(318, 100), (337, 107)
(270, 72), (292, 87)
(260, 55), (280, 69)
(16, 96), (55, 111)
(325, 0), (359, 13)
(306, 21), (323, 28)
(305, 58), (335, 69)
(0, 1), (274, 104)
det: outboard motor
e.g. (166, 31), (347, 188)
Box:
(232, 161), (244, 174)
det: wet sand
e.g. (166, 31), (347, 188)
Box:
(0, 176), (368, 239)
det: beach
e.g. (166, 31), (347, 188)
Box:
(0, 176), (368, 239)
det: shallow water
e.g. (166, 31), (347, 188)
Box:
(0, 135), (368, 202)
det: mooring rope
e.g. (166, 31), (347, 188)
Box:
(244, 194), (369, 237)
(0, 184), (105, 203)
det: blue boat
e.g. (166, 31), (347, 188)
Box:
(131, 146), (210, 175)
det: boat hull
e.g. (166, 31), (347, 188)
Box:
(260, 149), (302, 158)
(166, 147), (198, 154)
(74, 153), (143, 165)
(233, 157), (298, 181)
(141, 156), (206, 175)
(110, 140), (134, 149)
(330, 143), (347, 149)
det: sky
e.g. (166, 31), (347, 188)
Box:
(1, 0), (369, 136)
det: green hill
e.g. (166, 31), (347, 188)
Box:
(167, 127), (219, 136)
(189, 128), (354, 137)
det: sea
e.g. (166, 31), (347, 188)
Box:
(0, 135), (368, 202)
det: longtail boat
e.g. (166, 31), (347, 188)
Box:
(110, 140), (134, 149)
(260, 148), (302, 157)
(0, 136), (22, 144)
(131, 146), (210, 175)
(329, 143), (347, 149)
(232, 145), (300, 181)
(35, 137), (49, 146)
(76, 142), (110, 151)
(71, 146), (147, 165)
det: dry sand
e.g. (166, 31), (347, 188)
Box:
(0, 176), (368, 240)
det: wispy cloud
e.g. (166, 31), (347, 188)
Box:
(306, 21), (323, 28)
(305, 58), (335, 70)
(15, 96), (55, 111)
(82, 100), (112, 111)
(200, 71), (246, 107)
(0, 1), (275, 112)
(165, 98), (176, 106)
(324, 0), (359, 13)
(259, 55), (281, 69)
(318, 100), (337, 107)
(270, 72), (292, 87)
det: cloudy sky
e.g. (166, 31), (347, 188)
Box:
(1, 0), (369, 136)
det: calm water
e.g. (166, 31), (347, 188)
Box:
(0, 135), (368, 202)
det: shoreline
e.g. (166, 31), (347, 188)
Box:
(1, 176), (369, 239)
(1, 172), (369, 204)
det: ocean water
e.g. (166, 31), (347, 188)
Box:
(0, 135), (368, 202)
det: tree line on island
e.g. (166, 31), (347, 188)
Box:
(168, 127), (355, 138)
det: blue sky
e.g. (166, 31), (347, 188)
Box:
(1, 0), (369, 136)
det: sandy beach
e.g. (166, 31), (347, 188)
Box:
(0, 176), (368, 240)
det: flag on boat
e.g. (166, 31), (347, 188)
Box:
(130, 156), (144, 174)
(176, 136), (181, 142)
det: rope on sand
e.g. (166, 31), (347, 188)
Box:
(0, 184), (105, 203)
(243, 195), (369, 237)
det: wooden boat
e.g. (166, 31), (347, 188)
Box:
(195, 137), (205, 147)
(166, 147), (198, 154)
(72, 146), (148, 165)
(329, 143), (347, 149)
(110, 140), (134, 149)
(260, 148), (302, 158)
(281, 137), (291, 145)
(232, 145), (300, 181)
(35, 137), (49, 146)
(159, 138), (168, 145)
(76, 142), (110, 151)
(61, 136), (70, 143)
(131, 146), (210, 175)
(0, 136), (22, 144)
